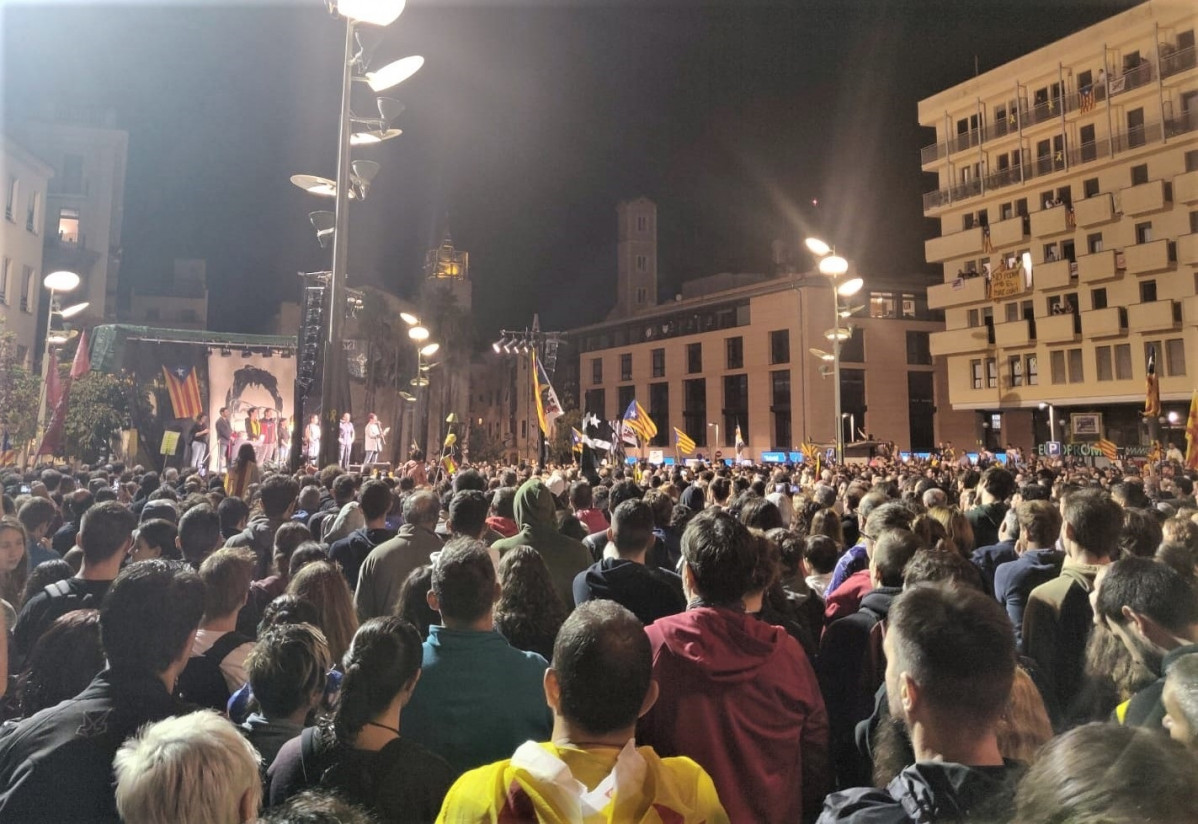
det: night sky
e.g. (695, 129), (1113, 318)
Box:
(3, 0), (1142, 341)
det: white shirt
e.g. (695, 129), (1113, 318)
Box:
(191, 628), (254, 693)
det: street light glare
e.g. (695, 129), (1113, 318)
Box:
(400, 312), (419, 325)
(408, 325), (430, 341)
(420, 342), (440, 357)
(809, 347), (834, 361)
(43, 270), (81, 292)
(336, 0), (405, 27)
(804, 237), (831, 257)
(837, 276), (864, 297)
(818, 255), (849, 277)
(58, 301), (89, 318)
(365, 55), (424, 92)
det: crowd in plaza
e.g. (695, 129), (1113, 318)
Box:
(0, 448), (1195, 823)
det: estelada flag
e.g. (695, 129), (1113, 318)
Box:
(673, 427), (696, 455)
(162, 365), (204, 419)
(1185, 391), (1198, 470)
(1145, 345), (1162, 418)
(532, 350), (563, 436)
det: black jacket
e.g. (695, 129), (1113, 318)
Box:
(572, 558), (685, 622)
(818, 760), (1026, 824)
(1123, 643), (1198, 728)
(0, 668), (185, 823)
(328, 526), (396, 591)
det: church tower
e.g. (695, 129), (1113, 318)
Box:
(613, 198), (658, 318)
(418, 227), (472, 459)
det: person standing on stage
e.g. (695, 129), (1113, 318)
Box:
(191, 413), (210, 473)
(261, 408), (278, 465)
(245, 407), (262, 444)
(364, 413), (383, 467)
(338, 413), (355, 469)
(305, 414), (322, 466)
(278, 415), (293, 467)
(215, 407), (233, 473)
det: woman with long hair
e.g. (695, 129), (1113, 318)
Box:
(225, 442), (261, 499)
(287, 560), (358, 665)
(266, 617), (455, 822)
(928, 505), (975, 557)
(493, 546), (567, 662)
(0, 516), (30, 614)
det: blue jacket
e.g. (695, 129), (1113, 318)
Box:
(826, 544), (867, 596)
(402, 626), (552, 776)
(993, 548), (1064, 647)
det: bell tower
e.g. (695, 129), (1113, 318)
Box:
(613, 198), (657, 318)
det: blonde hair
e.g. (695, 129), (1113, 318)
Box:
(287, 560), (359, 664)
(996, 667), (1053, 764)
(114, 709), (260, 824)
(928, 506), (974, 556)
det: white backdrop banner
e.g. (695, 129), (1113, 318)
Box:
(206, 352), (296, 470)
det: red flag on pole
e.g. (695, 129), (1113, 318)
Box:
(70, 329), (90, 380)
(37, 351), (68, 457)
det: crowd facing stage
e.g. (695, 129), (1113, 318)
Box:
(0, 449), (1194, 822)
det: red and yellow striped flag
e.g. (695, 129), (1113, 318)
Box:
(162, 365), (204, 419)
(1096, 438), (1119, 462)
(1185, 391), (1198, 470)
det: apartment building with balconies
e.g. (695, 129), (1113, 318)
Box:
(919, 0), (1198, 448)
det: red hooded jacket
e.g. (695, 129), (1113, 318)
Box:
(637, 606), (831, 823)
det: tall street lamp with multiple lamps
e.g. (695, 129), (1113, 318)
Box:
(401, 312), (439, 456)
(805, 238), (864, 465)
(34, 270), (88, 452)
(291, 0), (423, 468)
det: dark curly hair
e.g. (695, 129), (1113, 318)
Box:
(19, 609), (105, 717)
(494, 546), (567, 662)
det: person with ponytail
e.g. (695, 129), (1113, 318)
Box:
(265, 616), (454, 822)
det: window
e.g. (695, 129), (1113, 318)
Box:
(26, 192), (38, 233)
(1009, 356), (1024, 386)
(1005, 302), (1020, 323)
(683, 379), (706, 446)
(1166, 338), (1187, 376)
(651, 347), (665, 378)
(1080, 125), (1097, 161)
(771, 370), (791, 448)
(726, 336), (743, 369)
(1050, 350), (1066, 384)
(1087, 232), (1103, 253)
(1130, 163), (1149, 185)
(1127, 108), (1145, 148)
(1068, 348), (1084, 383)
(840, 326), (865, 362)
(723, 374), (748, 447)
(971, 359), (983, 390)
(687, 342), (702, 374)
(769, 329), (790, 365)
(1140, 280), (1157, 303)
(635, 287), (646, 305)
(1026, 355), (1039, 385)
(635, 255), (647, 272)
(1091, 288), (1108, 310)
(986, 358), (998, 389)
(0, 258), (8, 304)
(1043, 242), (1058, 262)
(19, 266), (33, 313)
(1188, 149), (1198, 173)
(1096, 346), (1113, 381)
(1083, 177), (1100, 198)
(585, 388), (606, 421)
(617, 385), (636, 420)
(968, 308), (980, 327)
(1135, 221), (1153, 244)
(5, 177), (16, 221)
(591, 357), (602, 385)
(870, 292), (897, 318)
(60, 154), (83, 194)
(1062, 240), (1076, 262)
(620, 353), (632, 381)
(521, 420), (527, 440)
(1016, 197), (1028, 216)
(57, 207), (80, 244)
(906, 331), (931, 365)
(1115, 343), (1132, 380)
(636, 215), (647, 232)
(1192, 210), (1198, 235)
(649, 382), (669, 446)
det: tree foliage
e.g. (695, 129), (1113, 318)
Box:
(0, 329), (39, 447)
(64, 372), (143, 464)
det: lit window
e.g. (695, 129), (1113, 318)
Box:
(57, 207), (80, 244)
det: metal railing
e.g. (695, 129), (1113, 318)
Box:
(1160, 44), (1196, 80)
(922, 114), (1190, 211)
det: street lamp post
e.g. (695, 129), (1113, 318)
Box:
(805, 238), (864, 465)
(707, 422), (720, 460)
(401, 313), (439, 457)
(34, 270), (85, 456)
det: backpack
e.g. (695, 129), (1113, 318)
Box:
(175, 632), (252, 711)
(859, 615), (889, 701)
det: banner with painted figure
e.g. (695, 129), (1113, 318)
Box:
(206, 351), (297, 470)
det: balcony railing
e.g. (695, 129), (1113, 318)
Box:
(922, 113), (1197, 212)
(1160, 44), (1196, 80)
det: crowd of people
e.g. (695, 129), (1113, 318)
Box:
(0, 449), (1195, 822)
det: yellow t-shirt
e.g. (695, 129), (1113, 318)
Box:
(436, 740), (728, 824)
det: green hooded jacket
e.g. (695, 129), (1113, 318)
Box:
(493, 479), (592, 608)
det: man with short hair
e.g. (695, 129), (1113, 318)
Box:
(51, 489), (93, 558)
(993, 500), (1064, 646)
(328, 479), (396, 590)
(572, 499), (685, 623)
(355, 490), (443, 620)
(825, 491), (890, 597)
(438, 600), (729, 822)
(226, 474), (299, 578)
(825, 501), (914, 621)
(115, 709), (261, 824)
(216, 407), (234, 473)
(971, 507), (1020, 591)
(0, 560), (205, 822)
(819, 585), (1024, 823)
(445, 489), (501, 568)
(637, 510), (830, 823)
(13, 500), (136, 662)
(403, 538), (552, 775)
(1094, 555), (1198, 728)
(1023, 487), (1121, 718)
(218, 496), (250, 542)
(177, 547), (258, 710)
(17, 496), (61, 568)
(178, 503), (224, 569)
(966, 466), (1016, 550)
